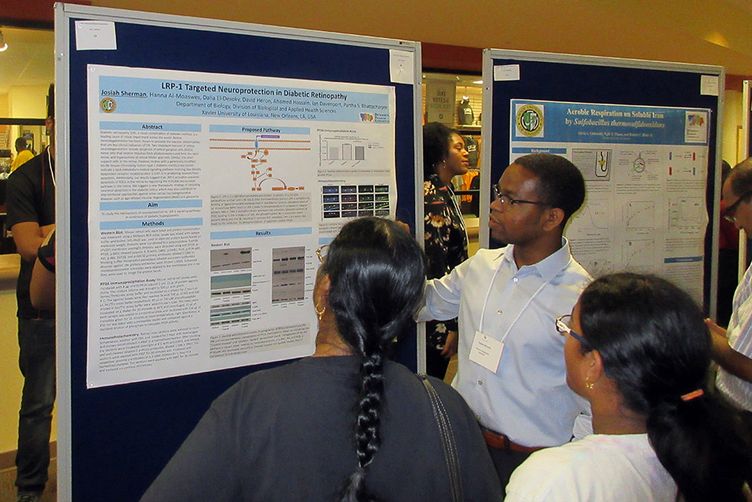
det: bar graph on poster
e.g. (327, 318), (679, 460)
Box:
(510, 99), (710, 301)
(85, 65), (396, 387)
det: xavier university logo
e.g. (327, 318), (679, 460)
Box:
(100, 97), (117, 113)
(515, 104), (544, 137)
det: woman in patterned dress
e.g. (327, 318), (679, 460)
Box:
(423, 122), (469, 378)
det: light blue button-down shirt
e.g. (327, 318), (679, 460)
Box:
(716, 262), (752, 411)
(419, 239), (591, 447)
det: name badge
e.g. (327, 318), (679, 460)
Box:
(469, 330), (504, 373)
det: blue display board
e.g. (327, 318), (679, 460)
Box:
(55, 5), (421, 501)
(480, 50), (723, 314)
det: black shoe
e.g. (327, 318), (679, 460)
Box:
(17, 492), (42, 502)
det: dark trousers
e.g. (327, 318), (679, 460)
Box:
(16, 318), (56, 493)
(486, 445), (532, 498)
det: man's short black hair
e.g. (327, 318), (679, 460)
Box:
(729, 157), (752, 197)
(513, 153), (586, 227)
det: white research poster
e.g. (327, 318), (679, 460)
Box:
(510, 99), (710, 302)
(86, 64), (396, 388)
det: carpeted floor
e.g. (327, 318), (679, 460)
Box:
(0, 457), (56, 502)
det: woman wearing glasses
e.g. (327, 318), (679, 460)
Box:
(506, 273), (752, 501)
(422, 122), (470, 378)
(143, 217), (500, 501)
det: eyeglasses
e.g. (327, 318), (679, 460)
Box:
(315, 244), (329, 263)
(723, 191), (752, 223)
(493, 185), (548, 208)
(555, 315), (591, 349)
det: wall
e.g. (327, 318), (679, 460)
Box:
(722, 91), (744, 165)
(0, 284), (23, 454)
(8, 85), (48, 118)
(0, 258), (57, 458)
(85, 0), (752, 76)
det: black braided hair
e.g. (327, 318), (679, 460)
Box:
(319, 217), (425, 502)
(578, 273), (752, 501)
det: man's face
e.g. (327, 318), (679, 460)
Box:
(488, 163), (549, 244)
(722, 176), (752, 234)
(45, 116), (55, 152)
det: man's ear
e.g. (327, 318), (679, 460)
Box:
(542, 207), (565, 232)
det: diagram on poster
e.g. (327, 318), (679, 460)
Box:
(86, 65), (396, 388)
(510, 99), (709, 300)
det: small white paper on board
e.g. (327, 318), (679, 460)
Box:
(75, 21), (117, 51)
(389, 49), (414, 85)
(494, 64), (520, 81)
(699, 75), (719, 96)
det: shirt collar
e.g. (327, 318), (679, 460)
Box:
(500, 237), (572, 282)
(428, 173), (451, 191)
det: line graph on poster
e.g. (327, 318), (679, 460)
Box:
(624, 201), (656, 230)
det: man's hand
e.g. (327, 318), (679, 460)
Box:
(30, 231), (55, 311)
(705, 318), (727, 338)
(707, 318), (752, 383)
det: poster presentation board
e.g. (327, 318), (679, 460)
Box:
(86, 66), (398, 388)
(55, 4), (421, 500)
(480, 50), (723, 312)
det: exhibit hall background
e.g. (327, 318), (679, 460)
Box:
(1, 0), (752, 461)
(3, 1), (751, 170)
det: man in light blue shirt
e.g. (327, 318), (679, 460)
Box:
(419, 153), (591, 492)
(708, 157), (752, 414)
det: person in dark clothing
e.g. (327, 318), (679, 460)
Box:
(7, 85), (56, 502)
(142, 217), (501, 502)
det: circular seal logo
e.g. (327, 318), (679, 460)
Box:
(516, 104), (543, 137)
(100, 97), (117, 113)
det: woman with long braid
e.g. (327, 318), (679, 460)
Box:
(142, 217), (500, 501)
(506, 273), (752, 501)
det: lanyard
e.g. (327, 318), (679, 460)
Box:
(447, 183), (469, 247)
(47, 148), (56, 189)
(478, 248), (571, 342)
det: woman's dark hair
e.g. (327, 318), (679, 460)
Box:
(320, 217), (425, 502)
(578, 273), (752, 501)
(423, 122), (457, 180)
(513, 153), (585, 227)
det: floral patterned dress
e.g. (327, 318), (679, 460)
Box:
(424, 174), (469, 377)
